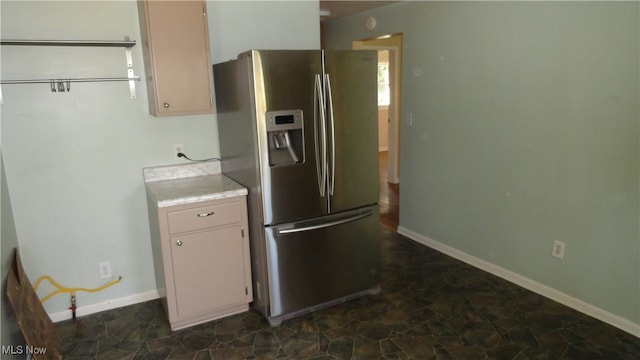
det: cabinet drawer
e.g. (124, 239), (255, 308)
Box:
(167, 201), (241, 234)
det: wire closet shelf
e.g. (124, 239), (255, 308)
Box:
(0, 38), (140, 99)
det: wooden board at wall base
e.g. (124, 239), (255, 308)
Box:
(6, 248), (62, 359)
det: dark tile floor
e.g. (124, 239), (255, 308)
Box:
(57, 227), (640, 359)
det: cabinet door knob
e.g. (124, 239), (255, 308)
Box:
(163, 102), (170, 108)
(176, 240), (183, 246)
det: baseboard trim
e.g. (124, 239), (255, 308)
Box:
(48, 289), (160, 323)
(397, 226), (640, 338)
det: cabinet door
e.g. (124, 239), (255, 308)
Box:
(170, 226), (248, 319)
(142, 0), (214, 116)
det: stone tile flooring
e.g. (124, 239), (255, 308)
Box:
(57, 227), (640, 359)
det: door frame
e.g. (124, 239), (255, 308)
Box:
(353, 34), (402, 184)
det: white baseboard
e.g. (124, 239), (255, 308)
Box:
(48, 289), (159, 323)
(397, 226), (640, 338)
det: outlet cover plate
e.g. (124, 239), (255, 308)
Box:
(552, 240), (565, 260)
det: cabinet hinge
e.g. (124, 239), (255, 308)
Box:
(203, 4), (207, 16)
(245, 286), (248, 295)
(210, 94), (213, 105)
(241, 227), (245, 238)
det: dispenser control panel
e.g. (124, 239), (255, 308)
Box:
(265, 109), (304, 166)
(266, 110), (303, 132)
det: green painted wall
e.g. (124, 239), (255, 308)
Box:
(325, 1), (639, 327)
(0, 0), (319, 316)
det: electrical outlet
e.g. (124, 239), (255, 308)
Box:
(99, 261), (112, 279)
(173, 143), (184, 158)
(551, 240), (565, 260)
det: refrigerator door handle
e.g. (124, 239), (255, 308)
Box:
(325, 74), (336, 196)
(277, 209), (373, 235)
(314, 74), (327, 197)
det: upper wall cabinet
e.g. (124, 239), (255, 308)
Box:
(138, 0), (214, 116)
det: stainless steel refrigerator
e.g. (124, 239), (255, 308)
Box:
(213, 50), (380, 326)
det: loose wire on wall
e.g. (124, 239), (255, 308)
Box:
(177, 152), (221, 162)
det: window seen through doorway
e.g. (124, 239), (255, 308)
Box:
(378, 57), (390, 106)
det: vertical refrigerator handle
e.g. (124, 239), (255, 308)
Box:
(314, 74), (327, 197)
(325, 74), (336, 196)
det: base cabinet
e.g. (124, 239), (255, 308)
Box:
(148, 196), (252, 330)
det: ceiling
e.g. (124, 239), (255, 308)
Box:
(319, 1), (399, 22)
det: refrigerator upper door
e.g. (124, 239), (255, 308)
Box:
(323, 50), (380, 213)
(250, 50), (327, 225)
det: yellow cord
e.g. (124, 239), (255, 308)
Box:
(33, 275), (122, 303)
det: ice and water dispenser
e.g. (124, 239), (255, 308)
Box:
(266, 110), (304, 166)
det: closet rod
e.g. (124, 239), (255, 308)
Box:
(0, 77), (140, 85)
(0, 39), (136, 47)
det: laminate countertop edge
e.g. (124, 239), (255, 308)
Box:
(143, 161), (247, 208)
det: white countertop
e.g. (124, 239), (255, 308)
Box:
(144, 161), (247, 208)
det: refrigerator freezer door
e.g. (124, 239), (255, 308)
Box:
(323, 51), (380, 213)
(264, 205), (380, 323)
(250, 50), (328, 225)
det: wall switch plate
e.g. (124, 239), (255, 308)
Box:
(552, 240), (565, 260)
(406, 112), (413, 126)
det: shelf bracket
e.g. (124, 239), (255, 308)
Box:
(125, 36), (136, 99)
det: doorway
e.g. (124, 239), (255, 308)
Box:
(353, 33), (403, 230)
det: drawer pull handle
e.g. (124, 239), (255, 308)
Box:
(176, 240), (183, 246)
(197, 211), (215, 217)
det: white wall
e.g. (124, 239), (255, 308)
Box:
(0, 0), (319, 318)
